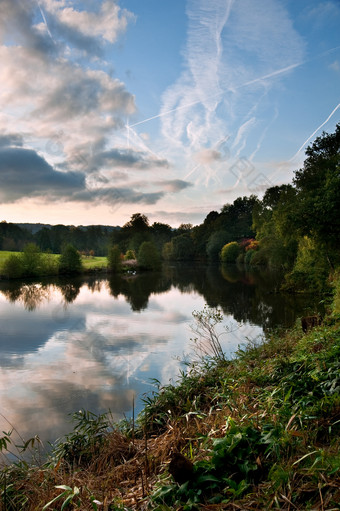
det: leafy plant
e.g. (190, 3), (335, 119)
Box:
(42, 485), (80, 510)
(51, 410), (112, 467)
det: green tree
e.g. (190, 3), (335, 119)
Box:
(20, 243), (42, 276)
(206, 230), (229, 261)
(1, 254), (23, 279)
(138, 241), (161, 270)
(293, 123), (340, 258)
(108, 245), (122, 272)
(124, 249), (136, 261)
(220, 242), (240, 263)
(59, 244), (82, 274)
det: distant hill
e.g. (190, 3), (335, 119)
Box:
(16, 223), (120, 234)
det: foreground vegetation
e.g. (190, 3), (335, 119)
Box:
(0, 274), (339, 510)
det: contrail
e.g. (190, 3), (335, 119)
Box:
(129, 97), (210, 127)
(289, 102), (340, 161)
(36, 1), (54, 41)
(129, 61), (294, 129)
(129, 46), (340, 129)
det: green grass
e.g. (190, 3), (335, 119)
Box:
(81, 256), (107, 269)
(0, 250), (108, 275)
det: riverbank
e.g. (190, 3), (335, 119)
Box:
(0, 249), (140, 280)
(0, 277), (339, 510)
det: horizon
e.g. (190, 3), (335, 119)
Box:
(0, 0), (339, 228)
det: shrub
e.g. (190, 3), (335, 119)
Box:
(138, 241), (161, 270)
(20, 243), (42, 276)
(244, 249), (255, 265)
(220, 242), (240, 263)
(283, 236), (330, 293)
(108, 245), (122, 272)
(59, 244), (82, 274)
(2, 254), (23, 279)
(124, 249), (136, 261)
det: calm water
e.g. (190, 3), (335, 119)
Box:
(0, 263), (321, 449)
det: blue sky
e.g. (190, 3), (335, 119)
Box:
(0, 0), (339, 227)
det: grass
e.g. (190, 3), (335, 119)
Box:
(80, 256), (108, 270)
(0, 250), (108, 276)
(0, 277), (339, 510)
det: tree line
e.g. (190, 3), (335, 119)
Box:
(1, 124), (339, 290)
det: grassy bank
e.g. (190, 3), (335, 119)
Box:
(0, 249), (109, 279)
(0, 284), (339, 510)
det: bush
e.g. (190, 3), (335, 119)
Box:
(283, 236), (330, 293)
(138, 241), (161, 270)
(108, 245), (122, 272)
(220, 242), (240, 263)
(2, 254), (23, 279)
(124, 249), (136, 261)
(244, 249), (255, 266)
(59, 244), (82, 274)
(20, 243), (42, 276)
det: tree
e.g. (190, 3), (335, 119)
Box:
(20, 243), (42, 276)
(123, 213), (150, 232)
(108, 245), (122, 272)
(59, 244), (82, 274)
(137, 241), (161, 270)
(2, 254), (23, 279)
(221, 242), (240, 263)
(293, 123), (340, 253)
(206, 230), (229, 261)
(171, 234), (195, 260)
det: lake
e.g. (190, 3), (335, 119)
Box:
(0, 263), (322, 452)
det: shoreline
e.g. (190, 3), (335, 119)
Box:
(0, 276), (339, 510)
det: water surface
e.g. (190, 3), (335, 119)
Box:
(0, 263), (321, 449)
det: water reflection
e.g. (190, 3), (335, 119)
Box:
(0, 264), (322, 449)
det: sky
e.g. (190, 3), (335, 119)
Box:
(0, 0), (339, 228)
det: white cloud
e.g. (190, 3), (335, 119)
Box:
(41, 0), (135, 44)
(160, 0), (305, 187)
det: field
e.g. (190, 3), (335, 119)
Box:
(80, 255), (107, 269)
(0, 250), (108, 274)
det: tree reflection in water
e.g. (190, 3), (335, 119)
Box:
(0, 263), (323, 328)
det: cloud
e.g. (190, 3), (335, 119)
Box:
(160, 0), (305, 180)
(0, 0), (56, 58)
(0, 133), (23, 148)
(330, 60), (340, 72)
(0, 0), (166, 210)
(73, 187), (164, 205)
(0, 147), (84, 202)
(89, 148), (169, 172)
(41, 0), (135, 47)
(0, 146), (165, 206)
(194, 149), (222, 165)
(155, 179), (193, 193)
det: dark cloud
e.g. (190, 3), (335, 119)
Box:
(73, 187), (164, 205)
(0, 0), (56, 58)
(0, 147), (85, 202)
(155, 179), (192, 192)
(0, 133), (23, 148)
(0, 147), (165, 206)
(91, 148), (169, 171)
